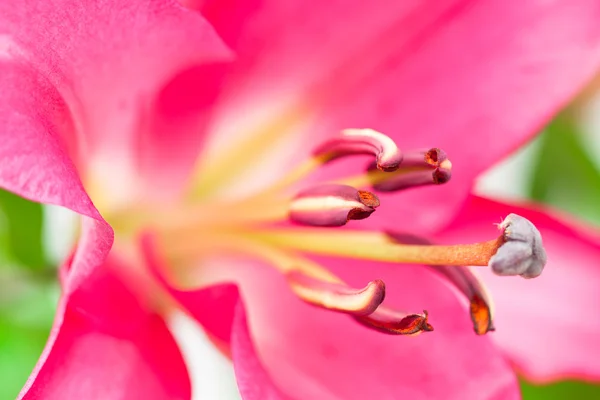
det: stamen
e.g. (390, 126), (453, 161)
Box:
(160, 230), (435, 337)
(368, 148), (452, 192)
(162, 231), (342, 284)
(437, 269), (494, 335)
(386, 233), (495, 335)
(490, 213), (547, 279)
(289, 184), (380, 227)
(286, 270), (386, 316)
(356, 308), (434, 336)
(313, 128), (402, 172)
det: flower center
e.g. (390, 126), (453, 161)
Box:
(107, 129), (546, 336)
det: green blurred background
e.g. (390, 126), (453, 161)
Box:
(1, 109), (600, 399)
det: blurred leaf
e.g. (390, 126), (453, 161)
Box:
(0, 323), (48, 400)
(0, 283), (56, 400)
(0, 189), (46, 270)
(521, 380), (600, 399)
(525, 112), (600, 398)
(529, 113), (600, 224)
(0, 189), (53, 398)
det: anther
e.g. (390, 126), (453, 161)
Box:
(289, 184), (380, 227)
(313, 128), (402, 172)
(356, 308), (434, 335)
(286, 270), (386, 316)
(368, 148), (452, 192)
(489, 214), (547, 279)
(386, 232), (495, 335)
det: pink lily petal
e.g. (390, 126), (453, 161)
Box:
(197, 0), (600, 232)
(0, 60), (113, 292)
(231, 301), (291, 400)
(141, 236), (289, 399)
(435, 194), (600, 382)
(0, 61), (98, 217)
(19, 256), (191, 400)
(0, 59), (170, 397)
(1, 0), (231, 200)
(149, 248), (520, 399)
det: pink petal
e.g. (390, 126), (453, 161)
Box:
(199, 0), (600, 232)
(0, 61), (98, 217)
(0, 57), (179, 398)
(141, 236), (289, 399)
(1, 61), (116, 397)
(19, 256), (191, 400)
(154, 251), (520, 399)
(1, 0), (231, 200)
(231, 301), (292, 400)
(435, 195), (600, 382)
(0, 60), (113, 292)
(160, 283), (291, 400)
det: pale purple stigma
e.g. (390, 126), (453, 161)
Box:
(286, 270), (386, 316)
(490, 214), (547, 279)
(313, 128), (402, 172)
(289, 184), (380, 227)
(370, 148), (452, 192)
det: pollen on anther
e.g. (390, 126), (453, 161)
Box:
(358, 190), (380, 208)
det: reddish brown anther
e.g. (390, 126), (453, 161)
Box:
(289, 184), (380, 227)
(357, 190), (380, 208)
(368, 147), (452, 192)
(356, 308), (434, 335)
(470, 294), (495, 335)
(313, 129), (402, 172)
(286, 270), (386, 316)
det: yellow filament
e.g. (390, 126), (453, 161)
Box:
(338, 166), (427, 188)
(162, 232), (341, 284)
(108, 197), (291, 236)
(248, 154), (330, 198)
(186, 107), (309, 201)
(163, 201), (290, 229)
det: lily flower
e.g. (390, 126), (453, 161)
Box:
(2, 0), (600, 399)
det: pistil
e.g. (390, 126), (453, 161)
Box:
(244, 228), (505, 266)
(244, 214), (545, 276)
